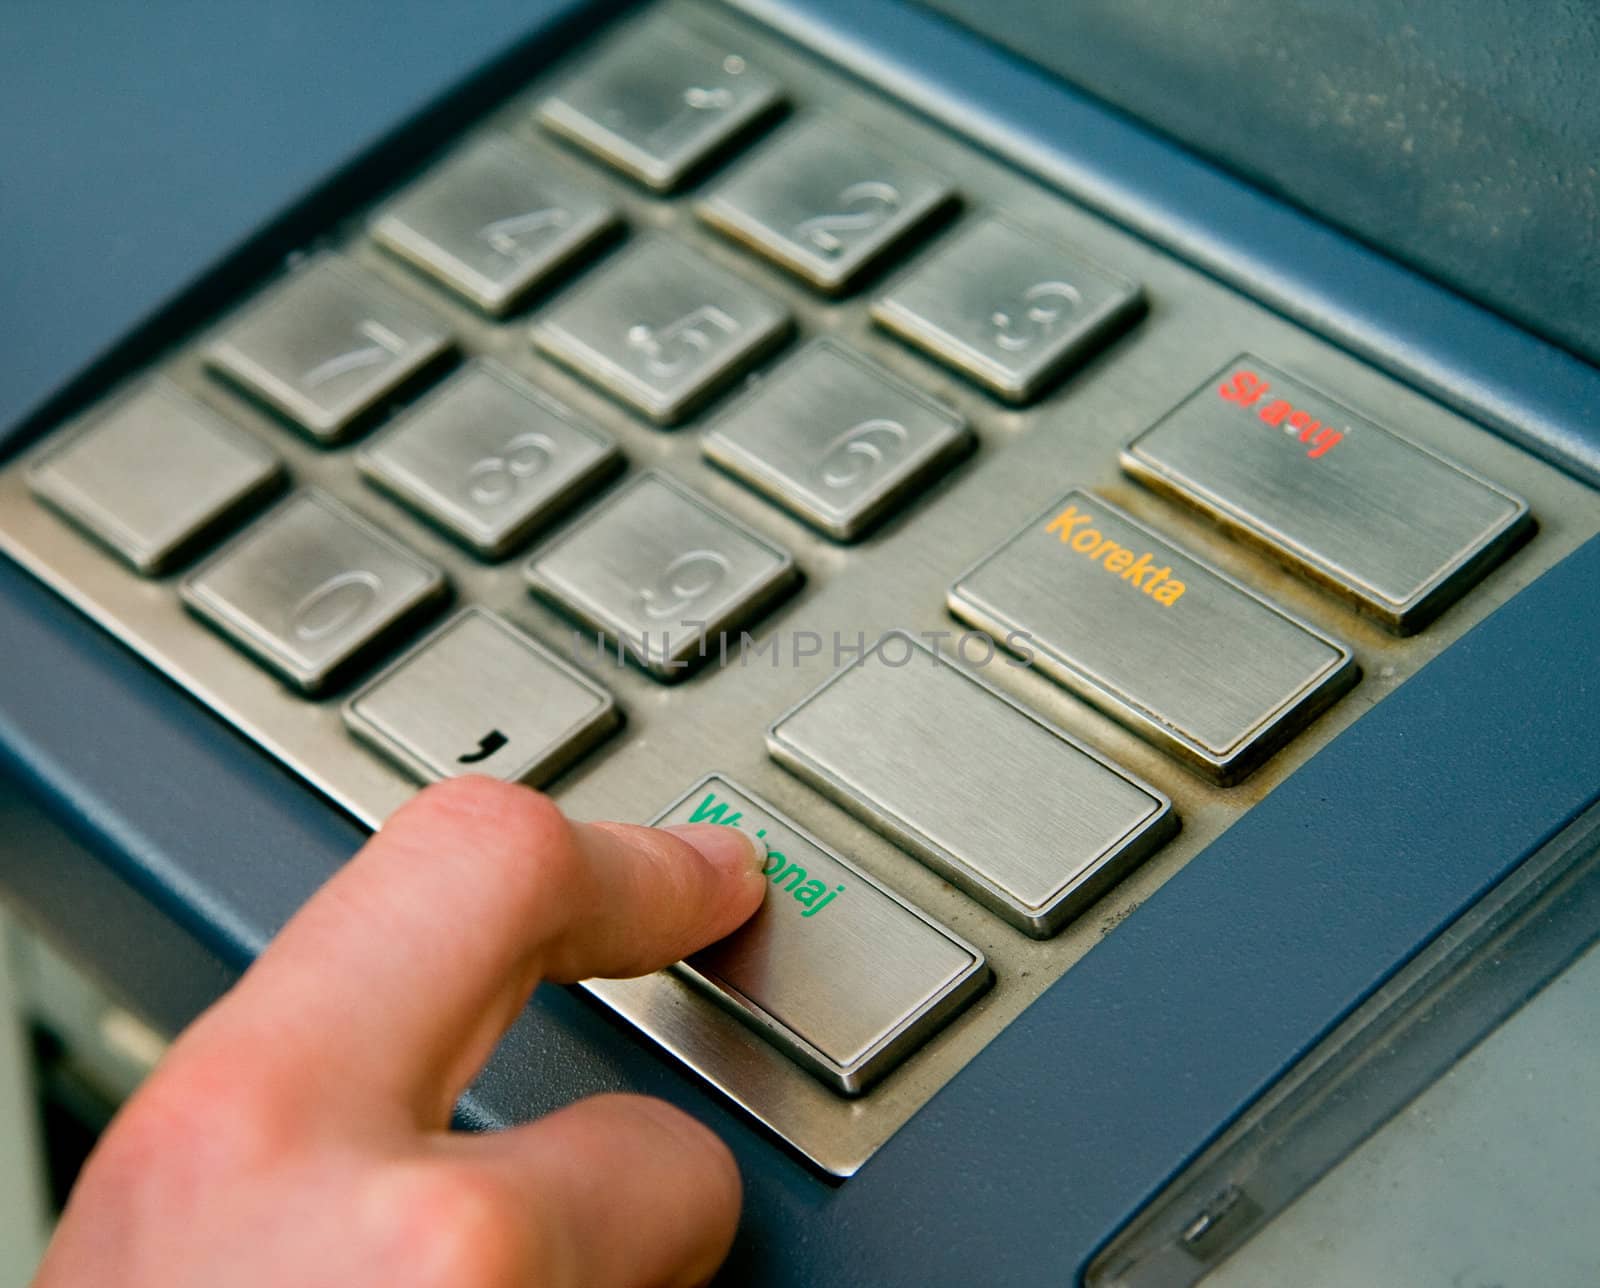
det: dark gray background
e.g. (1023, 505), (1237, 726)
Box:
(923, 0), (1600, 368)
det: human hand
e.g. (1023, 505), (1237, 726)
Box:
(33, 777), (767, 1288)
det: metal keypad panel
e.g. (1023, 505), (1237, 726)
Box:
(1, 0), (1593, 1178)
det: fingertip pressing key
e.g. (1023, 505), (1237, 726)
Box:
(663, 821), (770, 876)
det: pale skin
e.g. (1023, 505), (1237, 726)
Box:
(32, 776), (769, 1288)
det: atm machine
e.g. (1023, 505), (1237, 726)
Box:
(2, 2), (1598, 1283)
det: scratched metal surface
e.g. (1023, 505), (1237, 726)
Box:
(0, 0), (1595, 1175)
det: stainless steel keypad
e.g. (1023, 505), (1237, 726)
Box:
(872, 218), (1144, 403)
(205, 255), (454, 443)
(372, 136), (619, 315)
(357, 361), (620, 558)
(653, 775), (989, 1093)
(532, 238), (792, 424)
(3, 0), (1581, 1179)
(703, 340), (970, 539)
(27, 381), (284, 574)
(525, 471), (797, 680)
(768, 635), (1177, 938)
(345, 608), (617, 786)
(537, 21), (783, 191)
(181, 491), (447, 693)
(697, 115), (956, 293)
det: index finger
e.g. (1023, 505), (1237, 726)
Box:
(186, 776), (765, 1126)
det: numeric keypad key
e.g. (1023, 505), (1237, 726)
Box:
(205, 255), (453, 443)
(873, 218), (1143, 403)
(532, 238), (791, 424)
(703, 340), (970, 539)
(28, 381), (284, 574)
(345, 608), (617, 786)
(525, 471), (797, 681)
(537, 23), (783, 192)
(372, 137), (618, 315)
(358, 362), (620, 558)
(181, 491), (448, 693)
(697, 116), (956, 294)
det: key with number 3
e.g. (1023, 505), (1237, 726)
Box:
(873, 217), (1143, 403)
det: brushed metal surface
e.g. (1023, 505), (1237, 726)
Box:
(524, 470), (798, 681)
(532, 235), (792, 423)
(872, 216), (1143, 404)
(702, 338), (970, 539)
(1122, 355), (1534, 633)
(654, 775), (989, 1093)
(949, 490), (1358, 783)
(356, 361), (620, 559)
(27, 381), (284, 575)
(768, 634), (1176, 936)
(1, 0), (1596, 1177)
(696, 113), (957, 293)
(537, 17), (785, 192)
(180, 491), (448, 695)
(371, 135), (620, 316)
(204, 254), (454, 443)
(344, 608), (618, 786)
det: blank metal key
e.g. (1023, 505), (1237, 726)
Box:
(525, 471), (797, 681)
(357, 361), (620, 559)
(537, 23), (783, 192)
(344, 608), (617, 786)
(653, 775), (989, 1093)
(872, 218), (1143, 403)
(181, 490), (447, 694)
(1121, 356), (1534, 633)
(371, 136), (618, 315)
(205, 254), (453, 443)
(28, 381), (283, 574)
(532, 238), (791, 424)
(702, 339), (970, 539)
(949, 490), (1357, 783)
(767, 635), (1176, 937)
(696, 116), (956, 294)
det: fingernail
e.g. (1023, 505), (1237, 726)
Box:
(665, 823), (768, 875)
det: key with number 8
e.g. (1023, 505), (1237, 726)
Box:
(358, 362), (621, 559)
